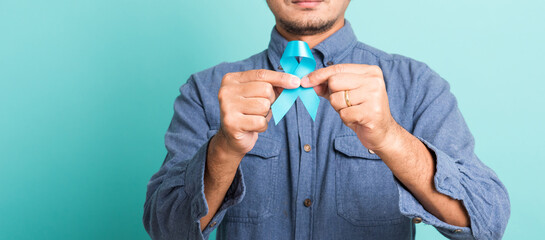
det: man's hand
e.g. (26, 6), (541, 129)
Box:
(301, 64), (400, 152)
(215, 69), (300, 160)
(200, 69), (300, 231)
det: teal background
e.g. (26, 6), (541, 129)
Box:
(0, 0), (543, 239)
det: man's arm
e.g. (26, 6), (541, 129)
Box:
(302, 64), (469, 225)
(390, 65), (510, 239)
(199, 131), (243, 231)
(144, 69), (301, 239)
(143, 75), (230, 240)
(198, 69), (301, 230)
(373, 124), (470, 227)
(302, 63), (510, 239)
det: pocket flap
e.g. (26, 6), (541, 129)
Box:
(246, 136), (281, 158)
(334, 135), (381, 160)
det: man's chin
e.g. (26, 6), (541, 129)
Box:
(279, 18), (337, 36)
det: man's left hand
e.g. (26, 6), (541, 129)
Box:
(301, 64), (401, 152)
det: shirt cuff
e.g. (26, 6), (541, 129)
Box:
(396, 137), (474, 239)
(183, 139), (246, 239)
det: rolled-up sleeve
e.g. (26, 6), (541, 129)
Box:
(396, 66), (510, 239)
(143, 75), (245, 240)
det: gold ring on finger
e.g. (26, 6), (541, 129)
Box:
(344, 90), (352, 107)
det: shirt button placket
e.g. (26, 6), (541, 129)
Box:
(293, 98), (316, 239)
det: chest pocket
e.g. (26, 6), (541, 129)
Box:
(334, 135), (404, 226)
(219, 134), (281, 223)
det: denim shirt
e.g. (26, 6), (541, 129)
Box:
(143, 21), (510, 240)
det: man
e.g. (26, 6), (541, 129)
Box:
(143, 0), (510, 239)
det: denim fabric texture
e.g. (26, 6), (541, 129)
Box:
(143, 21), (510, 240)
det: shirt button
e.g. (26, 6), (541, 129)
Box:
(326, 61), (334, 66)
(453, 229), (463, 233)
(303, 144), (311, 152)
(209, 221), (217, 227)
(368, 149), (375, 154)
(412, 217), (422, 224)
(303, 198), (312, 207)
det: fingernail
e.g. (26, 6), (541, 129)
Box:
(301, 76), (309, 87)
(292, 76), (300, 86)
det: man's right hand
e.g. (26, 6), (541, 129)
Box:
(200, 69), (300, 230)
(212, 69), (300, 164)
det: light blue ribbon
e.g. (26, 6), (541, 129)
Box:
(271, 41), (320, 125)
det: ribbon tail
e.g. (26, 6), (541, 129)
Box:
(299, 88), (320, 121)
(271, 88), (300, 125)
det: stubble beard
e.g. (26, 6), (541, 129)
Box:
(277, 15), (338, 36)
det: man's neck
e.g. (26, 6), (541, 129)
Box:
(275, 18), (345, 49)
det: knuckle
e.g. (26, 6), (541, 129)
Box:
(331, 92), (342, 109)
(251, 117), (262, 127)
(218, 90), (224, 101)
(260, 118), (268, 129)
(374, 77), (384, 85)
(328, 76), (340, 91)
(232, 132), (245, 140)
(368, 78), (382, 90)
(334, 64), (344, 73)
(313, 71), (327, 84)
(339, 108), (347, 119)
(263, 83), (274, 96)
(256, 69), (267, 80)
(256, 98), (270, 112)
(366, 122), (377, 131)
(222, 114), (235, 129)
(223, 73), (234, 83)
(218, 85), (225, 92)
(280, 73), (292, 82)
(356, 116), (366, 126)
(256, 120), (268, 132)
(218, 86), (235, 103)
(373, 106), (383, 117)
(218, 87), (227, 99)
(373, 65), (383, 74)
(261, 98), (271, 108)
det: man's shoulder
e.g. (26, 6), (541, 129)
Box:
(353, 41), (435, 85)
(354, 41), (428, 69)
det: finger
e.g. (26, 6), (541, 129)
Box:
(329, 87), (368, 111)
(338, 104), (370, 127)
(301, 64), (381, 88)
(309, 83), (329, 98)
(239, 115), (268, 133)
(326, 73), (365, 92)
(240, 98), (271, 117)
(239, 69), (300, 89)
(239, 82), (276, 104)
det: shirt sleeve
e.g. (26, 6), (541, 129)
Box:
(143, 75), (245, 240)
(396, 66), (510, 240)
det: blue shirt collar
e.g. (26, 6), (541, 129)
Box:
(267, 19), (358, 70)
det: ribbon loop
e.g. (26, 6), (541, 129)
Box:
(271, 41), (320, 125)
